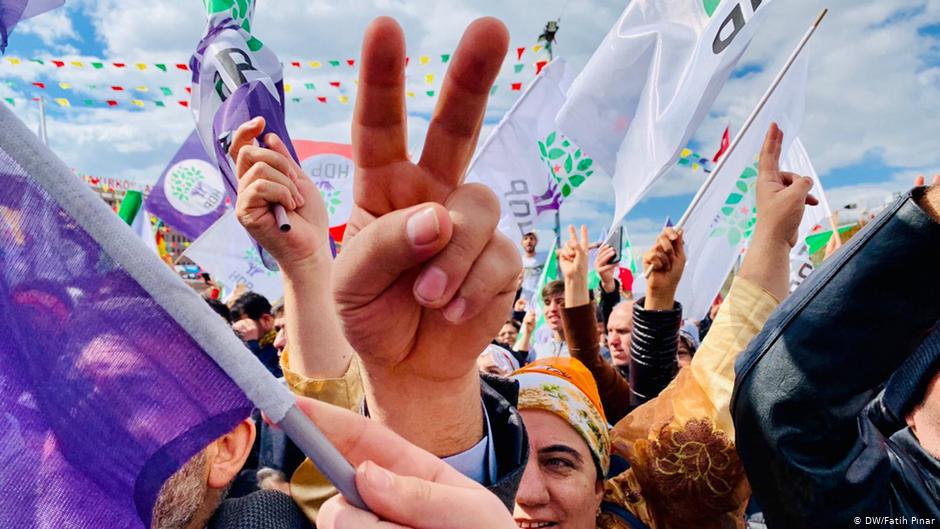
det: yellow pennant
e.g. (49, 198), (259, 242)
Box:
(70, 61), (83, 67)
(135, 86), (148, 92)
(132, 100), (145, 107)
(680, 148), (692, 158)
(419, 55), (430, 66)
(532, 45), (543, 53)
(425, 73), (434, 84)
(407, 91), (415, 98)
(6, 57), (21, 65)
(59, 82), (72, 89)
(309, 60), (322, 69)
(338, 95), (349, 104)
(284, 84), (292, 93)
(136, 63), (147, 70)
(54, 98), (70, 107)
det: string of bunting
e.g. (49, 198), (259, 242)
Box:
(1, 81), (524, 109)
(0, 45), (549, 72)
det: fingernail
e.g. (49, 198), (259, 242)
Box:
(249, 116), (262, 126)
(443, 297), (466, 323)
(415, 266), (447, 303)
(363, 461), (393, 491)
(407, 208), (440, 246)
(296, 194), (305, 207)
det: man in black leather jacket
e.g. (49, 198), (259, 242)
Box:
(732, 185), (940, 528)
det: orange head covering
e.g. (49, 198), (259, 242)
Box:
(512, 357), (611, 475)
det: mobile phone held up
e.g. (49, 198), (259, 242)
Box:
(605, 226), (623, 265)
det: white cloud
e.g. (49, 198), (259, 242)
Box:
(16, 8), (78, 46)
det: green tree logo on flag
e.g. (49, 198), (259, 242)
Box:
(537, 131), (595, 198)
(709, 164), (758, 246)
(319, 188), (343, 216)
(165, 159), (226, 217)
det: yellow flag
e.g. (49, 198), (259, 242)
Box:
(419, 56), (430, 66)
(6, 57), (21, 65)
(680, 148), (692, 158)
(532, 45), (543, 53)
(132, 100), (145, 107)
(54, 98), (70, 107)
(136, 63), (147, 70)
(338, 95), (349, 104)
(309, 60), (322, 69)
(284, 84), (292, 93)
(135, 86), (148, 92)
(425, 73), (434, 84)
(407, 91), (415, 98)
(692, 163), (700, 171)
(70, 61), (82, 67)
(59, 82), (72, 89)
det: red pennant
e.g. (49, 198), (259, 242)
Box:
(106, 100), (118, 107)
(329, 81), (340, 88)
(405, 57), (410, 67)
(31, 82), (45, 89)
(178, 100), (189, 108)
(185, 86), (192, 94)
(113, 62), (125, 68)
(111, 86), (124, 91)
(516, 47), (525, 60)
(712, 127), (731, 162)
(176, 63), (189, 71)
(329, 224), (347, 243)
(535, 60), (547, 75)
(291, 61), (301, 68)
(347, 59), (355, 66)
(31, 97), (40, 101)
(52, 60), (65, 68)
(511, 82), (522, 91)
(317, 96), (327, 103)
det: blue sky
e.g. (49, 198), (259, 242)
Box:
(2, 0), (940, 252)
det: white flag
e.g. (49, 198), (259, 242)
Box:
(782, 138), (833, 293)
(182, 211), (284, 301)
(466, 59), (598, 238)
(674, 51), (809, 319)
(131, 208), (159, 256)
(556, 0), (777, 228)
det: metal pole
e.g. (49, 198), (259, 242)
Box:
(37, 96), (48, 145)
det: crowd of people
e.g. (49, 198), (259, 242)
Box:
(150, 16), (940, 529)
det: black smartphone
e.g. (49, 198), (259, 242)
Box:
(604, 226), (623, 265)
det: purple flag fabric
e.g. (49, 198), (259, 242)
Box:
(0, 102), (297, 527)
(145, 130), (229, 240)
(0, 0), (64, 51)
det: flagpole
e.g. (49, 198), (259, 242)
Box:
(37, 96), (48, 145)
(644, 8), (828, 279)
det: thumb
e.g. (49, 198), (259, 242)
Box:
(334, 204), (453, 303)
(915, 175), (926, 187)
(355, 461), (511, 529)
(783, 175), (814, 203)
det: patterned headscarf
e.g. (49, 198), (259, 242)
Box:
(512, 358), (611, 476)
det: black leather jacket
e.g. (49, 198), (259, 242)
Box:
(732, 189), (940, 528)
(481, 373), (529, 511)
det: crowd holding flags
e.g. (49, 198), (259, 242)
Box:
(0, 1), (863, 525)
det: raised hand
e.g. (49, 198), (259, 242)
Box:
(230, 117), (332, 271)
(558, 225), (590, 282)
(332, 17), (516, 455)
(739, 123), (818, 301)
(754, 123), (819, 249)
(642, 228), (686, 310)
(593, 243), (618, 293)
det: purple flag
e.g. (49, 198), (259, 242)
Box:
(0, 102), (301, 527)
(145, 130), (229, 241)
(0, 0), (64, 51)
